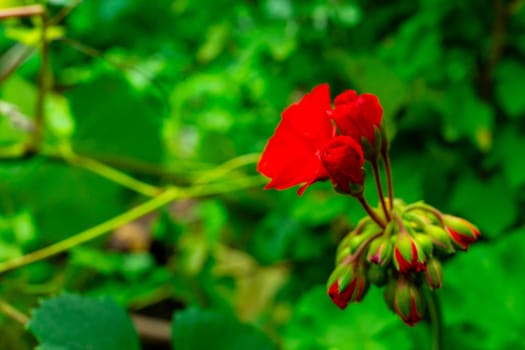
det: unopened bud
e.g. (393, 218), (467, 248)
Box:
(392, 277), (426, 326)
(443, 215), (480, 250)
(424, 224), (455, 253)
(367, 229), (393, 266)
(425, 258), (443, 290)
(393, 231), (426, 273)
(327, 263), (368, 310)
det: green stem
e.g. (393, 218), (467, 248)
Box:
(357, 195), (386, 228)
(0, 298), (29, 325)
(30, 9), (49, 152)
(425, 290), (443, 350)
(0, 176), (264, 274)
(54, 149), (161, 197)
(381, 150), (394, 210)
(371, 159), (390, 220)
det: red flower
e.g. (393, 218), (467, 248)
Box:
(332, 90), (383, 152)
(257, 84), (334, 195)
(320, 136), (364, 195)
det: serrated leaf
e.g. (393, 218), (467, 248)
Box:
(172, 307), (277, 350)
(28, 293), (140, 350)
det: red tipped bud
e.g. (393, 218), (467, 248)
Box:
(393, 232), (426, 273)
(392, 277), (426, 326)
(327, 263), (369, 310)
(425, 258), (443, 290)
(367, 232), (393, 266)
(443, 215), (480, 250)
(424, 224), (455, 253)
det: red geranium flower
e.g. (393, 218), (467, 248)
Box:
(257, 84), (334, 195)
(332, 90), (383, 152)
(320, 135), (364, 195)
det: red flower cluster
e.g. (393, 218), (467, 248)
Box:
(257, 84), (383, 196)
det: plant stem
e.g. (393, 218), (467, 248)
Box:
(0, 176), (264, 274)
(0, 5), (44, 19)
(381, 150), (394, 210)
(54, 149), (162, 197)
(357, 195), (386, 228)
(371, 159), (390, 220)
(425, 290), (443, 350)
(30, 9), (49, 153)
(0, 298), (29, 325)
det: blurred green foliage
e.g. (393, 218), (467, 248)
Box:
(1, 0), (525, 349)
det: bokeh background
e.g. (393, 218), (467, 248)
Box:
(1, 0), (525, 349)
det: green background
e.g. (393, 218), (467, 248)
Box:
(0, 0), (524, 349)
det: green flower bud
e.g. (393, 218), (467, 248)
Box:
(392, 277), (426, 326)
(424, 224), (455, 253)
(393, 231), (426, 273)
(425, 258), (443, 290)
(327, 263), (369, 310)
(442, 215), (480, 251)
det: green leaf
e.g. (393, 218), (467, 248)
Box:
(28, 293), (141, 350)
(284, 286), (420, 350)
(441, 232), (525, 349)
(437, 84), (493, 151)
(67, 73), (165, 164)
(172, 307), (277, 350)
(495, 60), (525, 118)
(449, 173), (516, 237)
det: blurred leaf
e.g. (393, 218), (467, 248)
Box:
(28, 293), (140, 350)
(437, 84), (493, 151)
(449, 173), (516, 237)
(495, 60), (525, 119)
(284, 286), (419, 350)
(441, 232), (525, 349)
(172, 307), (278, 350)
(67, 73), (165, 164)
(492, 126), (525, 188)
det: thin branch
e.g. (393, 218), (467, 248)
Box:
(357, 195), (386, 228)
(0, 298), (29, 325)
(371, 159), (390, 220)
(30, 10), (50, 153)
(0, 176), (265, 274)
(0, 5), (44, 20)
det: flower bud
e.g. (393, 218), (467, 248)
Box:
(327, 263), (369, 310)
(367, 263), (387, 287)
(424, 224), (455, 253)
(392, 277), (426, 326)
(393, 232), (426, 273)
(425, 258), (443, 290)
(320, 135), (365, 195)
(442, 215), (480, 250)
(367, 224), (394, 266)
(413, 232), (433, 257)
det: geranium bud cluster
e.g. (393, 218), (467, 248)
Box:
(256, 84), (480, 327)
(328, 201), (479, 326)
